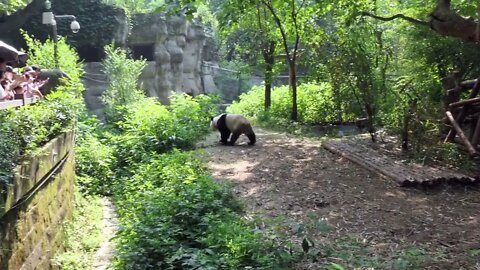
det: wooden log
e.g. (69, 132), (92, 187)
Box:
(460, 79), (477, 90)
(449, 97), (480, 109)
(472, 115), (480, 148)
(322, 141), (406, 184)
(446, 87), (461, 96)
(447, 79), (480, 95)
(445, 111), (478, 156)
(446, 77), (480, 142)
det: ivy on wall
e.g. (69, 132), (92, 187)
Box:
(22, 0), (127, 53)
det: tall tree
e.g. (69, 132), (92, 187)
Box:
(258, 0), (320, 121)
(214, 0), (277, 110)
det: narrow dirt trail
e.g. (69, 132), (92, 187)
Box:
(204, 128), (480, 269)
(92, 198), (118, 270)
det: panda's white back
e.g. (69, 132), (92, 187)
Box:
(225, 114), (251, 133)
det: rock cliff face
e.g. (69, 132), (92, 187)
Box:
(130, 14), (213, 100)
(83, 14), (217, 119)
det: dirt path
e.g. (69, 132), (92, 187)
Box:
(92, 198), (118, 270)
(204, 128), (480, 269)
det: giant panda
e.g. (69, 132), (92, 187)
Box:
(210, 113), (256, 146)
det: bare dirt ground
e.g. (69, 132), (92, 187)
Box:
(202, 128), (480, 269)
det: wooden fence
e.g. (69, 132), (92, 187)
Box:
(443, 77), (480, 157)
(0, 95), (39, 110)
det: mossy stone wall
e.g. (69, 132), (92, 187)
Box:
(0, 132), (75, 270)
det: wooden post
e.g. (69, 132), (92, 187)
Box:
(446, 111), (478, 156)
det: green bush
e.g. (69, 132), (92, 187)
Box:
(113, 150), (290, 270)
(111, 94), (218, 171)
(75, 133), (115, 195)
(0, 91), (82, 186)
(102, 43), (147, 123)
(227, 82), (343, 125)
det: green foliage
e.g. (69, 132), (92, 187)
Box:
(0, 31), (83, 188)
(103, 0), (165, 14)
(53, 192), (105, 270)
(75, 112), (116, 195)
(112, 150), (290, 269)
(23, 0), (124, 50)
(108, 94), (218, 171)
(0, 0), (26, 15)
(228, 83), (344, 125)
(0, 90), (81, 186)
(102, 43), (147, 120)
(75, 129), (115, 195)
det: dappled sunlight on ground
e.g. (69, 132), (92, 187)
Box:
(203, 127), (480, 269)
(209, 159), (258, 181)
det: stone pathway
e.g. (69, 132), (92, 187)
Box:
(92, 198), (118, 270)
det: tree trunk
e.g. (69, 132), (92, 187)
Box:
(289, 60), (298, 121)
(429, 0), (479, 43)
(364, 103), (376, 142)
(264, 65), (272, 110)
(263, 41), (275, 110)
(401, 99), (418, 151)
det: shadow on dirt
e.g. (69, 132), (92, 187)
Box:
(204, 128), (480, 269)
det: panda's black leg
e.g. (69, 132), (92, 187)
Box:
(247, 133), (256, 145)
(229, 132), (241, 146)
(220, 131), (231, 145)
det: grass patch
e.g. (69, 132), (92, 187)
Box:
(53, 191), (104, 270)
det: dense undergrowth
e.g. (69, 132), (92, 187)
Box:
(228, 83), (354, 127)
(0, 34), (84, 188)
(75, 97), (297, 269)
(227, 83), (478, 173)
(70, 45), (298, 269)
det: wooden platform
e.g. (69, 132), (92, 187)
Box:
(322, 138), (479, 186)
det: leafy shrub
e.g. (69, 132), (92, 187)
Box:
(169, 93), (220, 148)
(102, 43), (147, 122)
(111, 94), (218, 170)
(227, 82), (342, 125)
(113, 150), (290, 270)
(0, 91), (82, 186)
(75, 132), (115, 195)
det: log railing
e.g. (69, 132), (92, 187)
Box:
(444, 76), (480, 157)
(0, 95), (39, 110)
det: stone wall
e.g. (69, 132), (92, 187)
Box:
(83, 14), (218, 119)
(0, 132), (75, 270)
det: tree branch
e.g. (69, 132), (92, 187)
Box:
(361, 12), (429, 27)
(363, 0), (480, 43)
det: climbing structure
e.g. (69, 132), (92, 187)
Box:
(443, 74), (480, 157)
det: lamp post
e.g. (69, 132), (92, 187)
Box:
(42, 0), (80, 68)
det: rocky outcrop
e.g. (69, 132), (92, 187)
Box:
(83, 13), (218, 119)
(129, 13), (214, 101)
